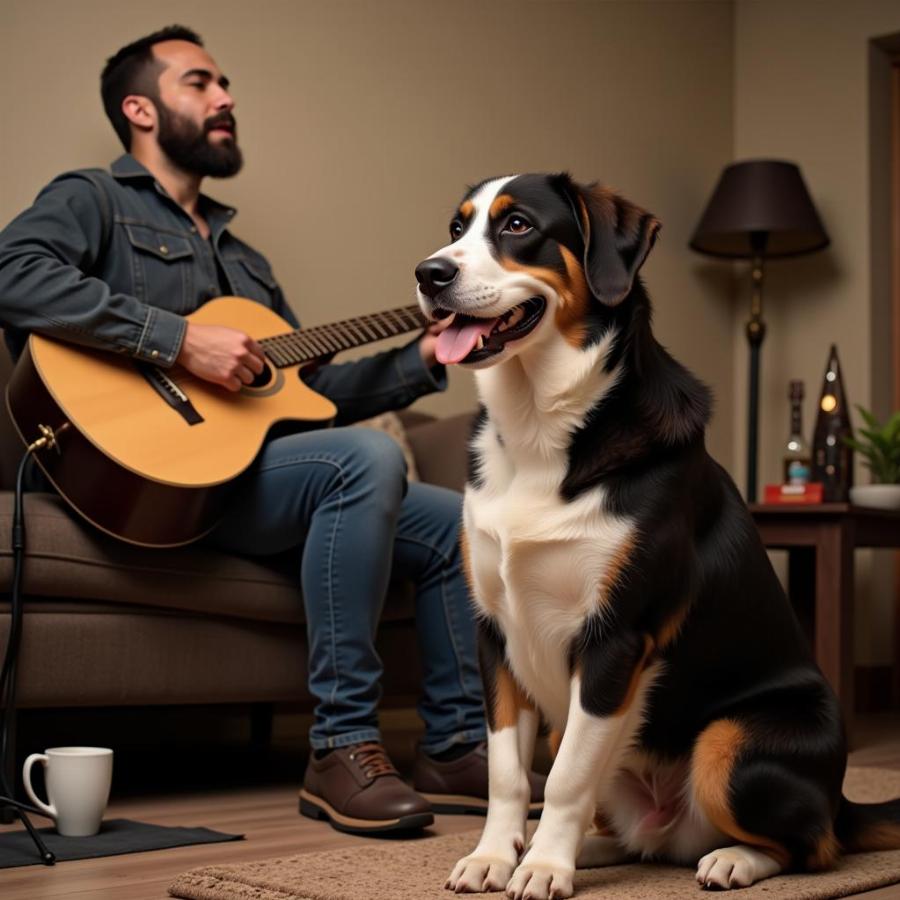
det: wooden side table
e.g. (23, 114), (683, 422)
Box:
(749, 503), (900, 735)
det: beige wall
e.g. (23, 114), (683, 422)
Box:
(0, 0), (735, 464)
(5, 2), (898, 668)
(734, 0), (900, 664)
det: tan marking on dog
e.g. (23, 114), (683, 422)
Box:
(459, 199), (474, 219)
(656, 601), (692, 649)
(611, 634), (656, 717)
(576, 194), (591, 238)
(599, 533), (636, 610)
(458, 525), (477, 602)
(498, 247), (591, 349)
(591, 808), (616, 837)
(556, 244), (592, 347)
(489, 193), (515, 219)
(493, 666), (533, 731)
(548, 729), (563, 759)
(850, 821), (900, 852)
(807, 829), (840, 870)
(692, 719), (791, 869)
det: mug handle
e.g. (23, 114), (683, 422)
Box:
(22, 754), (57, 820)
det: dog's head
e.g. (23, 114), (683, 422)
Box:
(415, 173), (660, 369)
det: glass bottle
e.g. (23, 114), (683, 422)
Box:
(783, 380), (811, 485)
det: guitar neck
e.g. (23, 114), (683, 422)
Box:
(260, 305), (428, 367)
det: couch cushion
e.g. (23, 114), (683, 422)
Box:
(0, 493), (415, 625)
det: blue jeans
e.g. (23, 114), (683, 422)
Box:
(205, 426), (485, 754)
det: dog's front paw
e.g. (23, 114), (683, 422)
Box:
(505, 858), (574, 900)
(446, 852), (518, 893)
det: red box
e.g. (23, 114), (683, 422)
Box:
(763, 482), (824, 504)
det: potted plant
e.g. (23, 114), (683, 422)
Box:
(846, 405), (900, 509)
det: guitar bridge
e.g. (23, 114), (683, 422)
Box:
(136, 363), (204, 426)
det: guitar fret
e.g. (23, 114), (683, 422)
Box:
(307, 332), (334, 356)
(380, 312), (402, 335)
(261, 305), (426, 368)
(356, 320), (379, 341)
(316, 325), (351, 350)
(342, 320), (367, 344)
(323, 328), (348, 350)
(262, 342), (290, 366)
(291, 335), (316, 359)
(365, 316), (389, 338)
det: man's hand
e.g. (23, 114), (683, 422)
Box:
(418, 316), (453, 368)
(176, 322), (266, 392)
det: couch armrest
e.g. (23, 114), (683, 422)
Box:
(406, 411), (476, 493)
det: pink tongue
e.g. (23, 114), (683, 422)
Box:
(435, 317), (499, 364)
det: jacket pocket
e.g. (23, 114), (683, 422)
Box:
(224, 252), (279, 307)
(237, 254), (278, 290)
(124, 225), (196, 312)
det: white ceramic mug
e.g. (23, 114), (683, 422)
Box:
(22, 746), (113, 836)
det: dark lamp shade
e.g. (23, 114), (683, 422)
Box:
(689, 160), (829, 259)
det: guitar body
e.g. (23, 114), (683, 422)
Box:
(7, 297), (338, 547)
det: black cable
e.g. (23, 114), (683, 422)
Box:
(0, 447), (56, 864)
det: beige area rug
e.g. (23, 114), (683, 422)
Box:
(169, 766), (900, 900)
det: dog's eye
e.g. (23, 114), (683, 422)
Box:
(504, 215), (532, 235)
(449, 220), (464, 240)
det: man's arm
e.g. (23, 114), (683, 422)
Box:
(301, 336), (447, 426)
(0, 174), (267, 390)
(0, 174), (185, 365)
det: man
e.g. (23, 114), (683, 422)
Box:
(0, 25), (543, 835)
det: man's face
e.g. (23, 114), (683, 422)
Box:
(150, 40), (242, 177)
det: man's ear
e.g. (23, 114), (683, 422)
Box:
(121, 95), (156, 133)
(555, 173), (661, 307)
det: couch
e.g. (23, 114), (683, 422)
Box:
(0, 340), (472, 793)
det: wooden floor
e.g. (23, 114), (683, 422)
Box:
(1, 712), (900, 899)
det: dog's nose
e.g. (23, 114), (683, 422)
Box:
(415, 257), (459, 298)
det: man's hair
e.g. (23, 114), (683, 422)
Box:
(101, 25), (203, 150)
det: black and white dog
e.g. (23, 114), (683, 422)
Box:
(414, 173), (900, 899)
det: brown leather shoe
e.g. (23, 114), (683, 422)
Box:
(300, 742), (434, 835)
(412, 742), (546, 817)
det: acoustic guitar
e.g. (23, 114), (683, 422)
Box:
(6, 296), (428, 547)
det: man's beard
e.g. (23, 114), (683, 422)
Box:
(155, 102), (243, 178)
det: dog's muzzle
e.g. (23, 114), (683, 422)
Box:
(415, 257), (459, 300)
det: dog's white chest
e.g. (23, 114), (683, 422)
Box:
(465, 432), (634, 727)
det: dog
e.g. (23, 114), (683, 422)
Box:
(413, 173), (900, 899)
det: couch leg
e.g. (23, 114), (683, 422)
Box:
(250, 704), (274, 751)
(1, 708), (17, 824)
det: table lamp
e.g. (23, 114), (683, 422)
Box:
(689, 159), (830, 502)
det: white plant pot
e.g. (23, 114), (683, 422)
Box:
(849, 484), (900, 510)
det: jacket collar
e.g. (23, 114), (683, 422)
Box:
(110, 154), (238, 228)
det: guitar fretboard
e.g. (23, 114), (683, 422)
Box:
(259, 305), (428, 367)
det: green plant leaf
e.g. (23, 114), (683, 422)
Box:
(856, 405), (880, 430)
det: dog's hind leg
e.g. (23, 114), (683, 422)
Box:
(695, 845), (782, 889)
(691, 716), (842, 890)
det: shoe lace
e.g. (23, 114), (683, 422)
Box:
(348, 742), (398, 779)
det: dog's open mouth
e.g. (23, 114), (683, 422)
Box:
(433, 297), (546, 365)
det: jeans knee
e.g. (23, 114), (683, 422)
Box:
(349, 428), (408, 494)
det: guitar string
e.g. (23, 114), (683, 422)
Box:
(168, 306), (427, 390)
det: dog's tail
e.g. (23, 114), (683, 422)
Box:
(834, 794), (900, 852)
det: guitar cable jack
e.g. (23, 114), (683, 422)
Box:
(27, 423), (59, 453)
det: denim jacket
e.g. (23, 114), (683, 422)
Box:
(0, 154), (445, 424)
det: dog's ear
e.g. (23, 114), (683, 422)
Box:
(554, 174), (661, 307)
